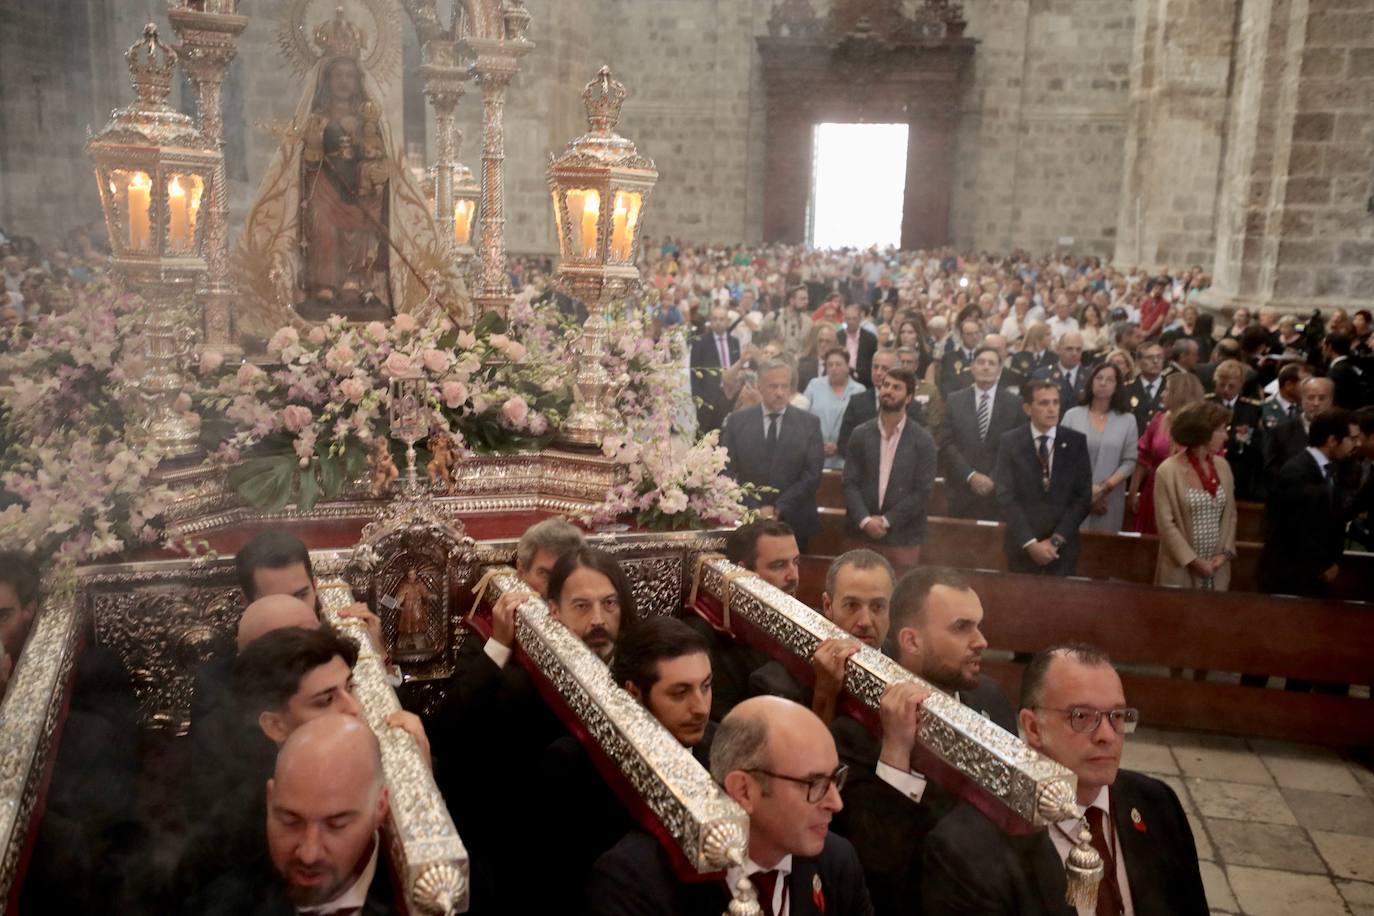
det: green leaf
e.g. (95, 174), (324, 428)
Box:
(229, 453), (296, 512)
(296, 464), (320, 511)
(318, 453), (346, 498)
(474, 311), (508, 337)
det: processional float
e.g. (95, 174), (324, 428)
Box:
(2, 0), (1105, 912)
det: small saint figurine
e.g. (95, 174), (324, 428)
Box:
(393, 567), (434, 655)
(368, 438), (398, 497)
(426, 432), (458, 494)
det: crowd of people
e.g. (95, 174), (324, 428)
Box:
(0, 223), (108, 334)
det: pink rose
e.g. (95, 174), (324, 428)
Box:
(501, 395), (529, 425)
(324, 344), (356, 373)
(441, 380), (469, 409)
(456, 331), (478, 350)
(422, 348), (452, 374)
(489, 334), (510, 350)
(502, 340), (528, 361)
(382, 351), (413, 377)
(267, 326), (299, 354)
(393, 313), (418, 333)
(339, 378), (367, 404)
(281, 404), (313, 433)
(198, 349), (224, 375)
(236, 362), (263, 386)
(365, 321), (388, 343)
(307, 325), (329, 345)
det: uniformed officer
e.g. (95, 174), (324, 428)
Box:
(1204, 359), (1265, 500)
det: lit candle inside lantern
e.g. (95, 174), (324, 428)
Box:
(168, 176), (191, 249)
(580, 190), (600, 258)
(127, 171), (152, 250)
(454, 199), (475, 246)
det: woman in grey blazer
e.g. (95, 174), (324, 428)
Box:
(1061, 362), (1138, 532)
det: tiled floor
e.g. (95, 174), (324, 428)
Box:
(1124, 726), (1374, 915)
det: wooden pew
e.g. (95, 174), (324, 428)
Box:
(808, 509), (1374, 600)
(795, 558), (1374, 748)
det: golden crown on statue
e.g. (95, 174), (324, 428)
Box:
(582, 66), (628, 133)
(314, 5), (368, 58)
(126, 23), (179, 109)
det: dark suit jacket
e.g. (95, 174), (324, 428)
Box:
(690, 331), (742, 433)
(838, 327), (879, 387)
(1258, 449), (1347, 597)
(940, 386), (1028, 520)
(948, 365), (1027, 397)
(798, 354), (825, 392)
(1263, 416), (1309, 484)
(1009, 349), (1055, 380)
(746, 658), (811, 706)
(922, 770), (1208, 916)
(939, 347), (981, 395)
(842, 417), (938, 546)
(838, 390), (926, 454)
(1205, 394), (1266, 500)
(1127, 375), (1166, 435)
(1329, 358), (1366, 409)
(1030, 364), (1087, 419)
(830, 676), (1017, 916)
(993, 425), (1093, 574)
(722, 404), (824, 542)
(586, 829), (874, 916)
(683, 614), (770, 722)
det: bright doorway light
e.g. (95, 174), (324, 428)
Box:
(809, 122), (909, 250)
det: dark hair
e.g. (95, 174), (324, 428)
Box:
(235, 532), (313, 600)
(725, 519), (795, 573)
(1356, 406), (1374, 436)
(548, 546), (639, 629)
(1309, 407), (1355, 450)
(611, 616), (710, 698)
(1019, 642), (1113, 710)
(889, 566), (971, 632)
(821, 346), (850, 366)
(972, 345), (1003, 364)
(1239, 326), (1271, 355)
(1325, 332), (1352, 357)
(1171, 401), (1231, 448)
(1022, 378), (1059, 404)
(1276, 362), (1311, 387)
(1078, 362), (1130, 413)
(1169, 338), (1198, 361)
(824, 549), (894, 598)
(0, 551), (40, 608)
(231, 625), (359, 717)
(885, 366), (916, 397)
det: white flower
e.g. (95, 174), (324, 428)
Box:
(659, 488), (689, 514)
(267, 326), (299, 355)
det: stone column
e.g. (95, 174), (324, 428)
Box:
(1113, 0), (1239, 271)
(168, 5), (249, 357)
(1204, 0), (1374, 315)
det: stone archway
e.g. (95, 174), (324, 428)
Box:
(757, 0), (975, 249)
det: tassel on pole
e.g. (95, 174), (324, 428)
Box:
(1064, 827), (1103, 909)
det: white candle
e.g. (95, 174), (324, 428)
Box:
(127, 171), (152, 250)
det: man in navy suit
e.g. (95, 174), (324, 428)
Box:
(842, 367), (938, 568)
(837, 302), (879, 387)
(690, 305), (743, 434)
(993, 380), (1093, 576)
(585, 696), (874, 916)
(940, 346), (1028, 520)
(721, 358), (825, 548)
(1259, 407), (1360, 597)
(1030, 331), (1087, 419)
(922, 643), (1208, 916)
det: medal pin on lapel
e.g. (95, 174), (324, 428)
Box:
(813, 873), (826, 912)
(1131, 807), (1147, 832)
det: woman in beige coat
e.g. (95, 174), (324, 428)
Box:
(1153, 401), (1238, 590)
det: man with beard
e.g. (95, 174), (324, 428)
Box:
(587, 696), (873, 916)
(922, 645), (1207, 915)
(828, 567), (1016, 915)
(192, 714), (395, 914)
(747, 550), (894, 724)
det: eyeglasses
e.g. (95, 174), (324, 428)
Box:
(1037, 706), (1139, 735)
(745, 765), (849, 803)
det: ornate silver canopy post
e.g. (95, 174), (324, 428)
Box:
(322, 579), (470, 914)
(462, 2), (533, 319)
(167, 0), (249, 359)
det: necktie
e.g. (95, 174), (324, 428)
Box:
(718, 335), (730, 369)
(752, 869), (780, 916)
(977, 390), (991, 440)
(1085, 807), (1124, 916)
(1325, 462), (1338, 500)
(1066, 369), (1076, 391)
(1289, 402), (1299, 419)
(766, 412), (781, 449)
(1037, 434), (1051, 488)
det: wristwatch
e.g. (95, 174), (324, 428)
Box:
(1049, 534), (1067, 550)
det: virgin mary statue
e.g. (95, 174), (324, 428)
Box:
(235, 6), (468, 335)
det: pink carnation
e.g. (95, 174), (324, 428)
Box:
(422, 348), (452, 374)
(339, 378), (368, 404)
(281, 404), (313, 433)
(236, 362), (263, 386)
(393, 313), (418, 333)
(267, 326), (299, 354)
(501, 395), (529, 425)
(198, 349), (224, 375)
(307, 325), (329, 345)
(365, 321), (388, 343)
(324, 344), (356, 373)
(489, 334), (511, 350)
(456, 331), (478, 350)
(382, 351), (413, 377)
(503, 340), (528, 361)
(442, 380), (469, 409)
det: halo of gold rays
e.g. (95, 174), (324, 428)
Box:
(276, 0), (403, 83)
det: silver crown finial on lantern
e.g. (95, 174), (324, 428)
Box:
(583, 66), (627, 133)
(126, 23), (179, 111)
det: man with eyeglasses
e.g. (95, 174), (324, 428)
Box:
(922, 643), (1208, 915)
(587, 695), (874, 915)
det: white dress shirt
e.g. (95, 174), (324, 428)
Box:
(726, 855), (793, 916)
(484, 637), (512, 669)
(1047, 786), (1136, 916)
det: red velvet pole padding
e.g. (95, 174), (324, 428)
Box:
(686, 593), (1040, 836)
(461, 613), (727, 884)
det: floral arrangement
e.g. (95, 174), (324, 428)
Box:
(0, 283), (173, 563)
(196, 308), (569, 512)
